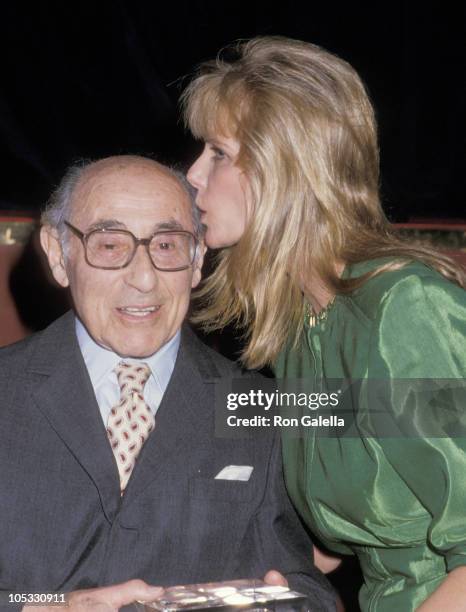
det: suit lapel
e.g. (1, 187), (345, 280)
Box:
(121, 326), (221, 506)
(28, 312), (121, 522)
(27, 315), (224, 515)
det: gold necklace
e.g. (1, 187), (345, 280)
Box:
(306, 297), (336, 328)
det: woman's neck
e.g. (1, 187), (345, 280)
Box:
(303, 262), (345, 314)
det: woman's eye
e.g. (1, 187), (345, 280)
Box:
(210, 146), (226, 160)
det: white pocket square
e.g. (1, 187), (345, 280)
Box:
(214, 465), (254, 481)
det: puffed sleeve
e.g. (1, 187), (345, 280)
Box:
(366, 269), (466, 571)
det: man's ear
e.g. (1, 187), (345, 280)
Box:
(191, 240), (207, 289)
(40, 225), (70, 288)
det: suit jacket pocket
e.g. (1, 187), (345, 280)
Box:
(189, 476), (254, 503)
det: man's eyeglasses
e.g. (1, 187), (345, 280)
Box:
(64, 221), (198, 271)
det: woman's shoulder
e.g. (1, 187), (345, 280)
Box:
(343, 258), (465, 321)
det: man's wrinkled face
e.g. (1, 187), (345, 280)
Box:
(42, 160), (203, 357)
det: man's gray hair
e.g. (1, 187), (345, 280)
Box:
(41, 157), (204, 243)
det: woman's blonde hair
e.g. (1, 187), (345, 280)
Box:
(182, 36), (464, 368)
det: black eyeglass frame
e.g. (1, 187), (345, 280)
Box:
(64, 221), (198, 272)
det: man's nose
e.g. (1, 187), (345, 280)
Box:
(124, 244), (159, 293)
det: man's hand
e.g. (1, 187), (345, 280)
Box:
(23, 580), (163, 612)
(263, 570), (289, 587)
(264, 569), (345, 612)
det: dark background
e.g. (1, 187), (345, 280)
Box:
(1, 4), (464, 608)
(1, 1), (464, 220)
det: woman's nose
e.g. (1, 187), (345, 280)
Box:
(187, 153), (207, 190)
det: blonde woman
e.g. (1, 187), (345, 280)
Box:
(182, 36), (466, 611)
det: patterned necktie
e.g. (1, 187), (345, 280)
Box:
(107, 361), (155, 493)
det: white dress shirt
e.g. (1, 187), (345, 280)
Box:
(75, 318), (180, 425)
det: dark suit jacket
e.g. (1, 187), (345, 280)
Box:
(0, 312), (335, 611)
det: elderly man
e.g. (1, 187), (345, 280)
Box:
(0, 156), (335, 611)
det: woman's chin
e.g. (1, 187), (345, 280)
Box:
(205, 229), (242, 250)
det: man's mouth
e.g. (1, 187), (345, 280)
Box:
(117, 306), (161, 318)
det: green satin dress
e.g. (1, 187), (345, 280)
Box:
(275, 260), (466, 611)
